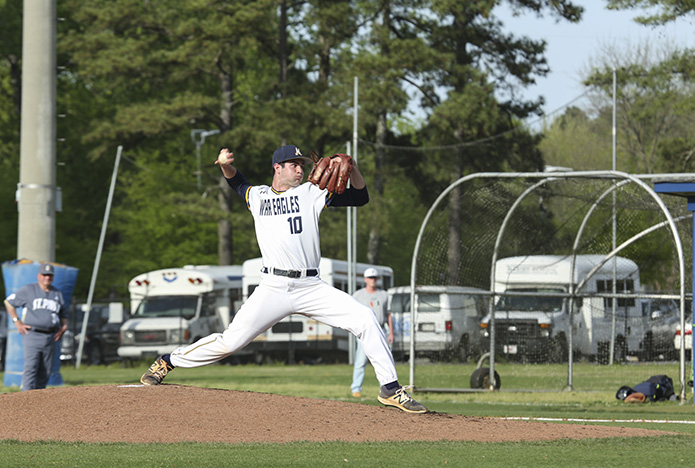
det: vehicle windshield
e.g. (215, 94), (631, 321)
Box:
(389, 293), (439, 313)
(134, 296), (198, 319)
(496, 289), (564, 313)
(390, 293), (410, 313)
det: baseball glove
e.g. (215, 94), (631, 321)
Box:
(307, 152), (353, 194)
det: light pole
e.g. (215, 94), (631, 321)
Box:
(191, 129), (220, 191)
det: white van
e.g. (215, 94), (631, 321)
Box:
(388, 285), (489, 362)
(241, 257), (393, 363)
(118, 265), (243, 360)
(480, 255), (643, 363)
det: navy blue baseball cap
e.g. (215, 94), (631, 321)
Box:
(272, 145), (312, 166)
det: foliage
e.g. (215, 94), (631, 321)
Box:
(583, 46), (695, 174)
(607, 0), (695, 24)
(539, 106), (614, 171)
(0, 75), (19, 290)
(545, 1), (695, 174)
(2, 0), (592, 299)
(537, 24), (695, 289)
(0, 0), (23, 295)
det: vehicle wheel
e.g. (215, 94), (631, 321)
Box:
(470, 367), (501, 390)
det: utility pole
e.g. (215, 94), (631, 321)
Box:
(17, 0), (57, 261)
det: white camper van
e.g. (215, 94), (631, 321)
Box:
(118, 265), (243, 360)
(242, 257), (393, 363)
(480, 255), (643, 363)
(388, 285), (489, 362)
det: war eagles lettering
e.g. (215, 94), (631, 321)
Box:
(258, 195), (301, 216)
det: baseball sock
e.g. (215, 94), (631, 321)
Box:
(381, 381), (400, 396)
(161, 354), (174, 368)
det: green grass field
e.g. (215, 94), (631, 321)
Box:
(1, 361), (693, 467)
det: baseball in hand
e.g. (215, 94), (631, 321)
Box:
(217, 149), (233, 165)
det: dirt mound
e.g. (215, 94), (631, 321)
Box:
(0, 385), (669, 444)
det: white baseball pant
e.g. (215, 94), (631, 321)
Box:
(170, 274), (399, 386)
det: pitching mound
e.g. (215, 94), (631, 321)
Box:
(0, 385), (670, 444)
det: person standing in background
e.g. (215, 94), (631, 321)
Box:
(4, 263), (67, 391)
(351, 267), (392, 398)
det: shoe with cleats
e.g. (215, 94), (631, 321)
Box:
(140, 356), (173, 386)
(378, 386), (428, 413)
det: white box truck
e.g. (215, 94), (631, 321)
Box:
(388, 285), (489, 362)
(242, 257), (393, 363)
(118, 265), (243, 360)
(480, 255), (643, 363)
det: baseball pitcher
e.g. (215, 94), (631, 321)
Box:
(140, 144), (427, 413)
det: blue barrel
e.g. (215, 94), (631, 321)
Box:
(2, 260), (79, 388)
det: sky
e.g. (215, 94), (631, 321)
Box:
(493, 0), (695, 123)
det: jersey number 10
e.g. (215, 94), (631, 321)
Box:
(287, 216), (303, 234)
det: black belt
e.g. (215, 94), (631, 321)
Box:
(261, 267), (318, 278)
(31, 327), (58, 334)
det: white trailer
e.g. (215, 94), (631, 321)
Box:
(481, 254), (643, 362)
(118, 265), (243, 360)
(241, 257), (393, 363)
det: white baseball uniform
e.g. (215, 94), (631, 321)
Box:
(170, 173), (399, 387)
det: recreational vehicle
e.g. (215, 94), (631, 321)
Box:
(118, 265), (243, 360)
(242, 257), (393, 363)
(479, 255), (643, 363)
